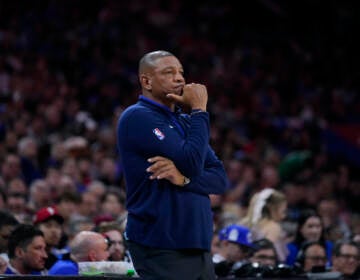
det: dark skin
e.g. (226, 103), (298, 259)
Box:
(140, 54), (208, 186)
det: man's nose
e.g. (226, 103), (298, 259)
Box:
(174, 72), (184, 82)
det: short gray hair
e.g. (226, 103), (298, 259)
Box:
(138, 50), (174, 75)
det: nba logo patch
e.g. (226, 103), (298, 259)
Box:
(153, 128), (165, 140)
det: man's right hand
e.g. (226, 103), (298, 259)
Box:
(146, 156), (187, 187)
(167, 83), (207, 111)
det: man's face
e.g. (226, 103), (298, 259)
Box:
(101, 194), (122, 216)
(303, 244), (327, 272)
(225, 242), (247, 263)
(92, 237), (110, 261)
(0, 225), (16, 252)
(80, 193), (99, 217)
(105, 230), (125, 261)
(6, 195), (26, 214)
(21, 236), (48, 271)
(38, 219), (62, 247)
(58, 200), (76, 220)
(251, 248), (277, 266)
(146, 56), (185, 104)
(333, 244), (359, 276)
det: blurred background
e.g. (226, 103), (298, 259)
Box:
(0, 0), (359, 254)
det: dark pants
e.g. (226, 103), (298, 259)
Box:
(127, 241), (216, 280)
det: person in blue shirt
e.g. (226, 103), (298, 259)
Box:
(117, 50), (228, 280)
(4, 224), (48, 275)
(48, 230), (110, 275)
(286, 209), (333, 268)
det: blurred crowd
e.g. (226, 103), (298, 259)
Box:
(0, 0), (359, 278)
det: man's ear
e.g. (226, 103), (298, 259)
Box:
(88, 249), (96, 262)
(140, 74), (152, 90)
(15, 247), (25, 258)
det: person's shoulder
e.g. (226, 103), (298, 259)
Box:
(260, 219), (280, 230)
(261, 220), (282, 237)
(287, 241), (299, 249)
(4, 266), (16, 275)
(121, 103), (145, 116)
(268, 219), (281, 228)
(48, 260), (78, 275)
(287, 241), (298, 249)
(120, 103), (154, 121)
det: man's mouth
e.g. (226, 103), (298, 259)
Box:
(173, 85), (183, 95)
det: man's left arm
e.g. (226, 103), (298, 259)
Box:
(181, 147), (228, 195)
(147, 147), (228, 195)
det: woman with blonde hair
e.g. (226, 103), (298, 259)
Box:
(240, 188), (288, 262)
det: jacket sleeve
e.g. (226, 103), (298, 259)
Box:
(181, 147), (228, 195)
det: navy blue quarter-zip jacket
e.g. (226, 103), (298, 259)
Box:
(117, 95), (228, 251)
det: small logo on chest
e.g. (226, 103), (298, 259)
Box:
(153, 128), (165, 140)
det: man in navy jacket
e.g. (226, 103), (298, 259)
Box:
(117, 50), (228, 279)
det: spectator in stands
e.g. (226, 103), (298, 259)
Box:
(27, 179), (52, 213)
(44, 168), (65, 200)
(6, 193), (30, 223)
(0, 154), (22, 185)
(96, 221), (128, 262)
(258, 164), (280, 190)
(213, 224), (253, 277)
(72, 191), (99, 221)
(60, 158), (84, 192)
(18, 136), (43, 185)
(241, 188), (288, 262)
(250, 238), (278, 267)
(0, 210), (19, 263)
(4, 224), (47, 275)
(100, 187), (127, 221)
(7, 178), (27, 197)
(47, 142), (66, 168)
(52, 174), (78, 199)
(55, 191), (81, 249)
(318, 198), (351, 242)
(87, 180), (107, 198)
(48, 231), (109, 275)
(295, 241), (327, 273)
(286, 209), (333, 267)
(331, 240), (360, 279)
(224, 158), (257, 205)
(98, 157), (122, 186)
(33, 206), (66, 270)
(67, 217), (95, 241)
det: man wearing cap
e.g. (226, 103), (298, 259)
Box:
(33, 206), (66, 270)
(212, 224), (253, 277)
